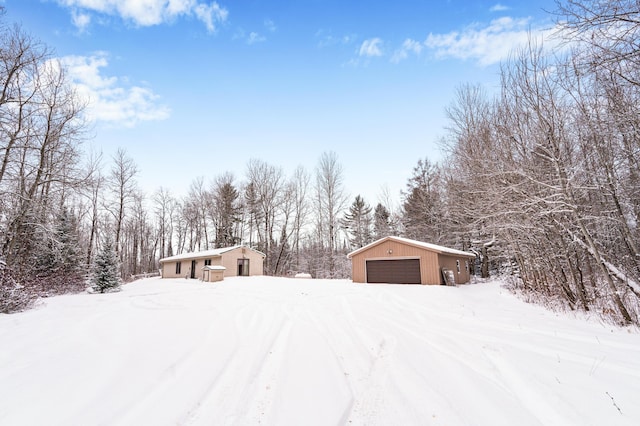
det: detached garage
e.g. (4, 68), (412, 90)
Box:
(347, 236), (476, 285)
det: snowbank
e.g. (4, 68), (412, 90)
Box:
(0, 276), (638, 425)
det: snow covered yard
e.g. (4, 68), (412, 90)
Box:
(1, 277), (639, 426)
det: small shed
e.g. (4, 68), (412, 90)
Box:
(202, 265), (226, 282)
(159, 245), (265, 280)
(347, 236), (476, 285)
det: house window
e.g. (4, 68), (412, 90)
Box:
(176, 262), (182, 274)
(204, 259), (212, 266)
(456, 260), (460, 273)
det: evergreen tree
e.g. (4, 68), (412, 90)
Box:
(402, 158), (444, 242)
(92, 237), (120, 293)
(34, 207), (84, 294)
(373, 203), (391, 239)
(342, 195), (373, 249)
(213, 178), (242, 247)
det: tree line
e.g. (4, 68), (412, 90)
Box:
(439, 0), (640, 324)
(1, 1), (638, 324)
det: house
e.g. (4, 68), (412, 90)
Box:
(159, 245), (265, 281)
(347, 236), (476, 285)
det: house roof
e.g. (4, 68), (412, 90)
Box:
(159, 245), (266, 263)
(346, 236), (476, 259)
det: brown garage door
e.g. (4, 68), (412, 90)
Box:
(366, 259), (421, 284)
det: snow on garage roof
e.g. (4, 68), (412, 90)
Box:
(346, 236), (476, 259)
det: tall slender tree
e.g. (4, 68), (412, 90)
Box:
(314, 152), (348, 278)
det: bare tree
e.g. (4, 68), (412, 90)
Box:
(555, 0), (640, 86)
(1, 42), (86, 269)
(153, 186), (176, 259)
(0, 21), (88, 309)
(314, 151), (348, 278)
(82, 151), (104, 265)
(106, 148), (138, 258)
(441, 33), (639, 324)
(290, 165), (310, 272)
(245, 159), (284, 274)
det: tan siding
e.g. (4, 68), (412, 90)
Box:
(162, 261), (189, 279)
(351, 240), (441, 285)
(220, 247), (265, 277)
(438, 254), (472, 284)
(160, 246), (265, 279)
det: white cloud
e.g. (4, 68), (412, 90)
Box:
(194, 2), (228, 32)
(55, 0), (228, 32)
(359, 38), (383, 57)
(391, 38), (423, 63)
(61, 53), (170, 127)
(490, 4), (510, 12)
(424, 17), (556, 66)
(315, 29), (357, 48)
(247, 32), (266, 44)
(71, 9), (91, 33)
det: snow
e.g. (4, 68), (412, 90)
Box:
(347, 236), (475, 259)
(294, 272), (312, 278)
(1, 276), (639, 426)
(203, 265), (226, 271)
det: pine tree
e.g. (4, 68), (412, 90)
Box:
(92, 238), (121, 293)
(342, 195), (373, 249)
(34, 207), (85, 294)
(402, 158), (444, 242)
(213, 179), (242, 247)
(373, 203), (391, 239)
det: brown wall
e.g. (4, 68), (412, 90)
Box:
(438, 254), (472, 284)
(350, 239), (441, 285)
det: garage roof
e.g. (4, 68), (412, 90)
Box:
(347, 236), (476, 259)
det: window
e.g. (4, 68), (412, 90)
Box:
(176, 262), (182, 274)
(456, 260), (460, 273)
(204, 259), (212, 266)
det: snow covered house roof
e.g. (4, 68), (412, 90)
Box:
(347, 236), (475, 259)
(159, 245), (265, 263)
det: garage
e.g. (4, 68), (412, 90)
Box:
(347, 236), (476, 285)
(366, 259), (421, 284)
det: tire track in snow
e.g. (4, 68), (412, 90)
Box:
(100, 309), (233, 425)
(180, 301), (294, 425)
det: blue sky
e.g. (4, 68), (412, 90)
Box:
(5, 0), (558, 205)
